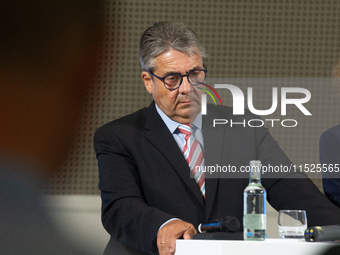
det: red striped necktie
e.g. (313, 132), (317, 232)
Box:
(177, 124), (205, 199)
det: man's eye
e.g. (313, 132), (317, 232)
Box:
(190, 71), (200, 77)
(166, 75), (178, 81)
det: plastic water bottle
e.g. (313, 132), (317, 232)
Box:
(243, 160), (266, 241)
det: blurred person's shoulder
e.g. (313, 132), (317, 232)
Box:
(320, 124), (340, 148)
(0, 158), (96, 255)
(321, 124), (340, 139)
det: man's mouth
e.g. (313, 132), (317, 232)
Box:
(179, 100), (191, 104)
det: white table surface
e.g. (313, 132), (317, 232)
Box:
(175, 239), (339, 255)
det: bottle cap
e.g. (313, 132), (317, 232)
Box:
(249, 160), (261, 167)
(249, 160), (261, 179)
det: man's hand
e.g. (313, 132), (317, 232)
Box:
(157, 219), (196, 255)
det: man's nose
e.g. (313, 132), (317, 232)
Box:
(179, 76), (192, 93)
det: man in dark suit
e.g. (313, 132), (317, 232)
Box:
(319, 62), (340, 208)
(320, 124), (340, 207)
(94, 21), (340, 255)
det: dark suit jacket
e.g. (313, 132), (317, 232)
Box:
(94, 102), (340, 255)
(320, 124), (340, 208)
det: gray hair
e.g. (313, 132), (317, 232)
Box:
(140, 21), (207, 72)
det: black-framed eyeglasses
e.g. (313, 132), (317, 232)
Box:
(148, 65), (207, 90)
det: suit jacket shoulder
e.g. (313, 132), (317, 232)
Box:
(95, 105), (151, 134)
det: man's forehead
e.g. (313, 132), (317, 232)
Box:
(153, 50), (203, 74)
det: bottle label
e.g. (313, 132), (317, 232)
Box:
(244, 214), (266, 229)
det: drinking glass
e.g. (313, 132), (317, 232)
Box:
(278, 210), (307, 239)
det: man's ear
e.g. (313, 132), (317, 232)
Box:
(142, 71), (154, 95)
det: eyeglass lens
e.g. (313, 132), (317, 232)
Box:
(164, 70), (205, 89)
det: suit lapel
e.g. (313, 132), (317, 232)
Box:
(143, 103), (205, 207)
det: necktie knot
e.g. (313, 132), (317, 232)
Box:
(177, 124), (192, 137)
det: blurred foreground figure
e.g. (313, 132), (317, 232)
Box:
(0, 1), (102, 254)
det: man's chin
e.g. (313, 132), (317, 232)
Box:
(176, 108), (200, 123)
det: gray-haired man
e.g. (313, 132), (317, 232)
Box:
(95, 21), (340, 255)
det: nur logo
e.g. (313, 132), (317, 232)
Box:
(200, 84), (312, 116)
(198, 83), (223, 114)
